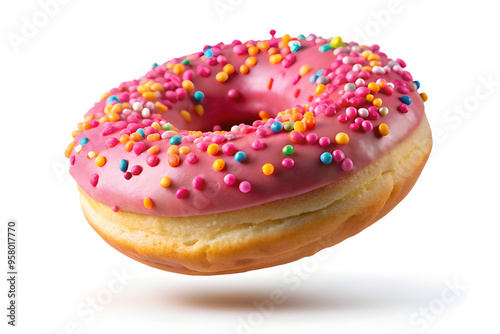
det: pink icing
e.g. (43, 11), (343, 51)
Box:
(67, 34), (425, 217)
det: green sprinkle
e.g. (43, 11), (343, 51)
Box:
(282, 145), (294, 155)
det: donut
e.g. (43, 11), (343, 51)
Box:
(65, 31), (432, 275)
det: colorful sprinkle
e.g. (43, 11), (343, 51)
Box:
(262, 163), (274, 175)
(239, 181), (252, 193)
(176, 188), (189, 199)
(213, 159), (225, 171)
(160, 176), (171, 188)
(143, 197), (154, 209)
(320, 152), (333, 164)
(234, 151), (246, 162)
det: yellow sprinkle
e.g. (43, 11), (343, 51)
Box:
(142, 91), (158, 101)
(167, 145), (179, 156)
(213, 159), (225, 171)
(216, 71), (229, 83)
(365, 94), (374, 102)
(108, 112), (120, 122)
(159, 176), (171, 188)
(144, 80), (154, 88)
(335, 132), (349, 145)
(370, 60), (382, 67)
(367, 54), (380, 61)
(110, 103), (123, 114)
(329, 36), (345, 48)
(151, 122), (161, 131)
(262, 163), (275, 176)
(245, 56), (258, 67)
(207, 143), (219, 155)
(294, 121), (306, 133)
(84, 114), (94, 122)
(166, 62), (173, 69)
(299, 64), (311, 77)
(180, 110), (191, 122)
(315, 84), (326, 96)
(143, 197), (153, 209)
(379, 123), (389, 136)
(95, 156), (107, 167)
(150, 83), (164, 92)
(100, 92), (111, 101)
(362, 50), (372, 58)
(179, 146), (190, 155)
(181, 80), (194, 92)
(223, 64), (235, 75)
(137, 85), (149, 94)
(420, 92), (428, 102)
(65, 141), (76, 158)
(147, 133), (160, 142)
(193, 104), (204, 117)
(372, 98), (383, 107)
(269, 54), (282, 64)
(367, 82), (380, 93)
(155, 102), (168, 113)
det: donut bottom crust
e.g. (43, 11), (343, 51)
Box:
(78, 116), (432, 275)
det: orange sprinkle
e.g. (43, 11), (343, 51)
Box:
(304, 116), (316, 130)
(240, 64), (249, 74)
(137, 85), (149, 94)
(119, 134), (130, 144)
(370, 60), (382, 67)
(269, 54), (282, 64)
(259, 110), (272, 120)
(95, 156), (107, 167)
(130, 132), (142, 142)
(315, 84), (326, 96)
(367, 82), (380, 93)
(268, 47), (278, 55)
(223, 64), (235, 75)
(124, 141), (135, 152)
(372, 98), (383, 107)
(143, 197), (153, 209)
(294, 121), (306, 133)
(290, 113), (303, 122)
(267, 78), (274, 90)
(216, 71), (229, 82)
(142, 91), (158, 101)
(256, 41), (269, 51)
(168, 154), (180, 167)
(172, 63), (185, 76)
(71, 130), (79, 138)
(98, 115), (109, 123)
(245, 56), (258, 67)
(335, 132), (350, 145)
(110, 103), (123, 114)
(181, 80), (194, 92)
(65, 142), (76, 158)
(147, 145), (159, 154)
(84, 114), (94, 122)
(213, 159), (225, 171)
(150, 83), (164, 92)
(299, 64), (311, 76)
(420, 92), (428, 102)
(193, 104), (204, 117)
(248, 46), (259, 56)
(100, 92), (111, 101)
(378, 123), (389, 136)
(159, 176), (171, 188)
(180, 110), (191, 122)
(82, 122), (92, 130)
(151, 122), (161, 131)
(147, 133), (160, 142)
(108, 113), (120, 122)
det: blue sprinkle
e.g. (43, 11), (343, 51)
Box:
(289, 42), (301, 53)
(319, 44), (333, 52)
(400, 95), (412, 105)
(106, 96), (120, 104)
(193, 91), (204, 102)
(80, 137), (89, 145)
(137, 128), (145, 137)
(320, 152), (333, 164)
(413, 80), (420, 89)
(297, 34), (306, 40)
(118, 159), (128, 172)
(234, 151), (246, 162)
(271, 121), (283, 133)
(316, 69), (323, 76)
(152, 62), (159, 68)
(169, 135), (182, 145)
(309, 74), (319, 84)
(204, 47), (213, 58)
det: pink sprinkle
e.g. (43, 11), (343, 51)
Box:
(222, 142), (237, 155)
(144, 126), (156, 136)
(290, 131), (304, 143)
(176, 188), (189, 199)
(361, 120), (373, 132)
(346, 107), (357, 119)
(256, 128), (267, 138)
(186, 153), (199, 164)
(164, 91), (178, 103)
(182, 70), (193, 81)
(341, 158), (353, 171)
(282, 158), (294, 168)
(111, 205), (119, 212)
(396, 58), (407, 68)
(127, 114), (139, 124)
(141, 119), (154, 127)
(224, 174), (236, 185)
(398, 104), (409, 113)
(350, 123), (360, 131)
(176, 88), (187, 100)
(252, 139), (265, 150)
(70, 155), (75, 165)
(291, 74), (301, 85)
(197, 141), (209, 152)
(306, 133), (319, 144)
(333, 150), (345, 162)
(130, 165), (143, 175)
(337, 114), (348, 123)
(319, 137), (331, 147)
(355, 117), (364, 126)
(146, 155), (159, 167)
(233, 44), (246, 55)
(127, 123), (140, 132)
(192, 176), (206, 190)
(206, 57), (218, 66)
(106, 137), (119, 148)
(382, 85), (394, 95)
(196, 65), (211, 77)
(102, 126), (114, 136)
(89, 120), (99, 128)
(217, 55), (227, 65)
(228, 89), (240, 100)
(239, 181), (252, 193)
(132, 142), (146, 155)
(115, 121), (127, 130)
(398, 86), (410, 94)
(89, 173), (99, 187)
(124, 172), (132, 180)
(355, 87), (370, 97)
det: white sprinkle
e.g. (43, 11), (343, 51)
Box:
(358, 108), (369, 118)
(230, 125), (241, 133)
(372, 66), (386, 74)
(141, 107), (151, 118)
(378, 107), (389, 116)
(344, 83), (356, 91)
(145, 101), (156, 111)
(352, 64), (363, 72)
(342, 56), (353, 65)
(161, 131), (174, 139)
(133, 102), (143, 112)
(355, 78), (366, 87)
(122, 108), (132, 115)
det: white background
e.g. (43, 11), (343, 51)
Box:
(1, 0), (499, 333)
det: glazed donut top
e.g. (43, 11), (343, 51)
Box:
(65, 32), (427, 217)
